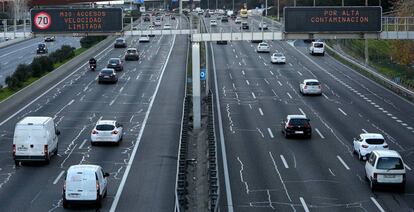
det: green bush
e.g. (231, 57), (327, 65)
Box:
(80, 36), (106, 48)
(14, 64), (31, 81)
(31, 56), (48, 77)
(49, 45), (75, 64)
(5, 75), (22, 90)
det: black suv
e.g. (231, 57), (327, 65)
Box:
(281, 115), (312, 138)
(221, 16), (229, 22)
(36, 43), (48, 54)
(107, 58), (124, 71)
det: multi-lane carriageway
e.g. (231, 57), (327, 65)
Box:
(0, 14), (413, 211)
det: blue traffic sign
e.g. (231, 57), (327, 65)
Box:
(200, 68), (206, 81)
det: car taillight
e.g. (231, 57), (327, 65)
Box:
(362, 144), (369, 148)
(112, 130), (118, 135)
(304, 85), (308, 89)
(92, 130), (98, 134)
(287, 124), (293, 128)
(12, 144), (16, 158)
(373, 173), (377, 179)
(304, 124), (311, 128)
(96, 180), (100, 193)
(44, 144), (48, 154)
(63, 180), (66, 191)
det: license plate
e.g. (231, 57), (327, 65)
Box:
(295, 131), (304, 134)
(384, 175), (396, 178)
(104, 76), (110, 78)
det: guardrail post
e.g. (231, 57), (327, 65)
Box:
(192, 42), (201, 129)
(13, 18), (16, 39)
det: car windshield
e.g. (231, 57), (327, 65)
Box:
(289, 119), (309, 125)
(376, 157), (404, 170)
(109, 59), (119, 64)
(274, 53), (284, 57)
(96, 124), (115, 131)
(306, 81), (320, 86)
(260, 44), (268, 47)
(365, 138), (385, 144)
(127, 49), (137, 54)
(116, 39), (124, 42)
(314, 43), (324, 48)
(38, 44), (45, 48)
(101, 70), (113, 75)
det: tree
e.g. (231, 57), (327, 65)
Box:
(391, 0), (414, 65)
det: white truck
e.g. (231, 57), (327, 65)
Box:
(13, 116), (60, 165)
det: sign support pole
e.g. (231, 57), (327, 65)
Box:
(192, 42), (201, 129)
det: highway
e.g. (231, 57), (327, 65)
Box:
(0, 36), (81, 86)
(207, 15), (414, 211)
(0, 16), (187, 211)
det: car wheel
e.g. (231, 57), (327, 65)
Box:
(14, 160), (20, 166)
(63, 199), (69, 209)
(364, 173), (369, 181)
(95, 195), (102, 208)
(103, 189), (108, 198)
(54, 144), (58, 156)
(370, 179), (376, 191)
(91, 141), (96, 146)
(400, 183), (406, 193)
(358, 151), (363, 161)
(285, 132), (289, 139)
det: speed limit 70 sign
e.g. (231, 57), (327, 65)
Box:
(34, 11), (51, 30)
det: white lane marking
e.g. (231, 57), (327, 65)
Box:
(271, 89), (277, 96)
(277, 81), (282, 86)
(0, 41), (113, 127)
(119, 86), (124, 92)
(53, 99), (75, 119)
(322, 93), (329, 99)
(78, 139), (88, 149)
(232, 83), (236, 90)
(300, 197), (310, 212)
(286, 92), (292, 99)
(229, 73), (233, 80)
(270, 71), (274, 75)
(298, 108), (305, 116)
(267, 128), (274, 138)
(338, 108), (348, 116)
(237, 157), (250, 194)
(266, 189), (274, 209)
(297, 71), (303, 76)
(251, 92), (256, 99)
(264, 78), (270, 85)
(405, 164), (412, 171)
(362, 129), (368, 133)
(370, 197), (385, 212)
(337, 155), (350, 170)
(280, 155), (289, 168)
(210, 35), (234, 212)
(269, 152), (292, 202)
(109, 99), (116, 106)
(315, 128), (325, 139)
(246, 80), (250, 85)
(110, 33), (177, 212)
(239, 62), (241, 66)
(258, 108), (264, 116)
(242, 70), (245, 75)
(329, 168), (336, 176)
(53, 171), (65, 185)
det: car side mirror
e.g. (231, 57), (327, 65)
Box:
(104, 172), (110, 177)
(56, 129), (61, 135)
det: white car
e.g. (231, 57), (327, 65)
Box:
(63, 165), (109, 208)
(258, 22), (268, 30)
(210, 20), (217, 26)
(299, 79), (322, 95)
(271, 52), (286, 64)
(256, 42), (270, 53)
(91, 120), (123, 145)
(353, 133), (389, 160)
(163, 24), (172, 29)
(309, 41), (325, 55)
(139, 35), (150, 42)
(365, 150), (406, 191)
(235, 17), (242, 24)
(154, 20), (162, 26)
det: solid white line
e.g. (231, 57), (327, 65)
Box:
(78, 139), (88, 149)
(0, 41), (114, 127)
(287, 92), (292, 99)
(267, 128), (274, 138)
(300, 197), (310, 212)
(405, 164), (412, 171)
(252, 92), (256, 99)
(329, 168), (336, 176)
(370, 197), (385, 212)
(315, 128), (325, 139)
(337, 155), (350, 170)
(269, 152), (292, 202)
(246, 80), (250, 85)
(110, 34), (177, 212)
(298, 108), (305, 116)
(280, 155), (289, 168)
(210, 36), (234, 212)
(258, 108), (264, 116)
(338, 108), (348, 116)
(53, 170), (65, 185)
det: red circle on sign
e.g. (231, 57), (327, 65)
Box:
(34, 12), (51, 30)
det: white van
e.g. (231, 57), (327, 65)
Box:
(63, 165), (109, 208)
(13, 116), (60, 165)
(309, 41), (325, 56)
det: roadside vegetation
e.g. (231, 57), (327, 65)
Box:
(0, 36), (106, 101)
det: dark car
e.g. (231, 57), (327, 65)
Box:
(36, 43), (48, 54)
(221, 16), (228, 22)
(98, 68), (118, 84)
(230, 14), (236, 20)
(143, 16), (150, 22)
(107, 58), (124, 71)
(216, 40), (228, 45)
(205, 13), (211, 18)
(171, 16), (176, 20)
(281, 115), (312, 138)
(241, 22), (249, 30)
(124, 48), (139, 61)
(114, 38), (127, 48)
(44, 36), (55, 42)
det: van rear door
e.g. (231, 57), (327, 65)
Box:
(66, 171), (97, 201)
(14, 127), (45, 156)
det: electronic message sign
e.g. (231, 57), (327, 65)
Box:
(284, 6), (382, 33)
(31, 8), (123, 34)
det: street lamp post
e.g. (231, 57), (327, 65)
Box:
(277, 0), (279, 21)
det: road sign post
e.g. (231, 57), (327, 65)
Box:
(192, 42), (201, 129)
